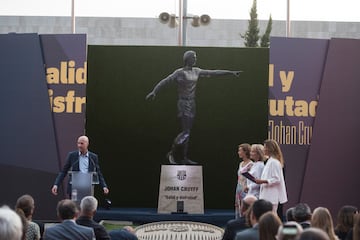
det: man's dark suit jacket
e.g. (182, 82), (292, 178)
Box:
(76, 216), (110, 240)
(54, 151), (108, 195)
(43, 220), (95, 240)
(300, 221), (311, 229)
(222, 217), (250, 240)
(235, 224), (259, 240)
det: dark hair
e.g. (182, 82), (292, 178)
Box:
(335, 205), (358, 233)
(286, 207), (295, 222)
(294, 203), (312, 222)
(57, 199), (77, 220)
(259, 211), (282, 240)
(252, 199), (273, 221)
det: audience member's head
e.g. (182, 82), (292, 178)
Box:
(80, 196), (98, 217)
(286, 207), (295, 222)
(277, 221), (303, 240)
(335, 205), (358, 233)
(250, 199), (273, 225)
(56, 199), (78, 221)
(241, 194), (257, 215)
(15, 195), (35, 220)
(293, 203), (312, 223)
(298, 228), (330, 240)
(14, 195), (35, 240)
(0, 205), (23, 240)
(258, 211), (282, 240)
(311, 207), (337, 240)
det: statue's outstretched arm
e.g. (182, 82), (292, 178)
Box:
(145, 70), (178, 100)
(200, 69), (242, 77)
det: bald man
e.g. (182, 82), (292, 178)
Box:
(222, 195), (258, 240)
(51, 135), (109, 197)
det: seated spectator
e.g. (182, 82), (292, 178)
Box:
(285, 207), (295, 222)
(0, 205), (23, 240)
(235, 199), (273, 240)
(32, 220), (44, 240)
(334, 205), (358, 240)
(311, 207), (339, 240)
(76, 196), (110, 240)
(222, 194), (257, 240)
(258, 211), (282, 240)
(276, 221), (303, 240)
(298, 228), (330, 240)
(43, 199), (95, 240)
(15, 194), (41, 240)
(108, 226), (138, 240)
(293, 203), (312, 229)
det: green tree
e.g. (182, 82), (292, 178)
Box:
(242, 0), (272, 48)
(242, 0), (259, 47)
(260, 15), (272, 47)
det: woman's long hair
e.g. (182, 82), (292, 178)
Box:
(259, 211), (283, 240)
(335, 205), (358, 233)
(311, 207), (339, 240)
(264, 139), (284, 167)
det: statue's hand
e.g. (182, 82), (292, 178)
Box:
(233, 71), (243, 77)
(145, 91), (156, 100)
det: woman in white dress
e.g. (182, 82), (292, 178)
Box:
(245, 144), (265, 198)
(235, 143), (253, 218)
(255, 139), (287, 212)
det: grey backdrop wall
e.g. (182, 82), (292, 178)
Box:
(1, 16), (360, 46)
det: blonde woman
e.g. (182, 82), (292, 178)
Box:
(311, 207), (339, 240)
(245, 144), (265, 198)
(235, 143), (253, 218)
(255, 139), (287, 212)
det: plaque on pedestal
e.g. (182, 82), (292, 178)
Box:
(158, 165), (204, 214)
(69, 171), (98, 203)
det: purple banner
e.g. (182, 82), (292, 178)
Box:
(301, 38), (360, 215)
(40, 34), (87, 192)
(268, 37), (329, 207)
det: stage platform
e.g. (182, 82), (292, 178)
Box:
(94, 208), (234, 227)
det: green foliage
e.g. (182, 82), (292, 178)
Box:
(242, 0), (272, 48)
(260, 15), (272, 47)
(242, 0), (259, 47)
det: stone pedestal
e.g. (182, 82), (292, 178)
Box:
(157, 165), (204, 214)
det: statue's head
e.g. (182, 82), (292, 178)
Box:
(183, 50), (197, 66)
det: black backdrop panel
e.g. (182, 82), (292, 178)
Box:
(86, 46), (268, 209)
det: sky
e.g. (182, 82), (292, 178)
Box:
(1, 0), (359, 22)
